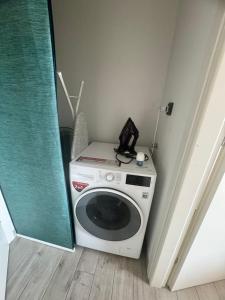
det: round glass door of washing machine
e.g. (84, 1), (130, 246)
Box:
(75, 188), (143, 241)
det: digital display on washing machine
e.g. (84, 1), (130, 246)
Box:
(126, 174), (151, 187)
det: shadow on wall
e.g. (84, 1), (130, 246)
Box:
(52, 0), (179, 146)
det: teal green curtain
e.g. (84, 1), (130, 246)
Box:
(0, 0), (74, 249)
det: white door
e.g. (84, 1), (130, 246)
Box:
(0, 222), (9, 300)
(168, 145), (225, 290)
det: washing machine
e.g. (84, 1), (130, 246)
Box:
(70, 142), (156, 259)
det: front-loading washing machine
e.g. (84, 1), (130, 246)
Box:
(70, 142), (156, 258)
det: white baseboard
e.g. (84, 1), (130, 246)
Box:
(7, 229), (16, 244)
(16, 234), (75, 253)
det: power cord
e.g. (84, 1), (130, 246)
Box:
(115, 152), (149, 167)
(115, 153), (134, 166)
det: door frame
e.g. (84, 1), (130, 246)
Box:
(149, 10), (225, 287)
(0, 224), (9, 300)
(0, 189), (15, 300)
(0, 189), (16, 244)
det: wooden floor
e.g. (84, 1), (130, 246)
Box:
(6, 238), (225, 300)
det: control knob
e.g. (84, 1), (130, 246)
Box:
(105, 173), (114, 182)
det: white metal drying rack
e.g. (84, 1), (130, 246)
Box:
(57, 71), (84, 120)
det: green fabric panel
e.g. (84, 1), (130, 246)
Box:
(0, 0), (74, 249)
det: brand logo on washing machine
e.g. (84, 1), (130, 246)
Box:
(72, 181), (89, 192)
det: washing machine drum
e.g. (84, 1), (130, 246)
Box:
(75, 188), (143, 241)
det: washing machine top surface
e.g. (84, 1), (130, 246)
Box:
(70, 142), (156, 176)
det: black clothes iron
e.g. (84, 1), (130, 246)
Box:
(115, 118), (139, 156)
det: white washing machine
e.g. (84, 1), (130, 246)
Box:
(70, 142), (156, 259)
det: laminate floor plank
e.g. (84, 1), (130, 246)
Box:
(89, 253), (117, 300)
(177, 287), (200, 300)
(42, 247), (83, 300)
(7, 237), (41, 280)
(155, 287), (178, 300)
(66, 271), (93, 300)
(214, 280), (225, 300)
(18, 246), (63, 300)
(6, 245), (44, 300)
(111, 255), (135, 300)
(77, 248), (100, 274)
(133, 257), (157, 300)
(196, 283), (220, 300)
(6, 238), (225, 300)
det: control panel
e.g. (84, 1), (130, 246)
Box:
(98, 171), (122, 184)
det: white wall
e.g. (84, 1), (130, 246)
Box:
(51, 0), (179, 145)
(173, 172), (225, 289)
(146, 0), (225, 286)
